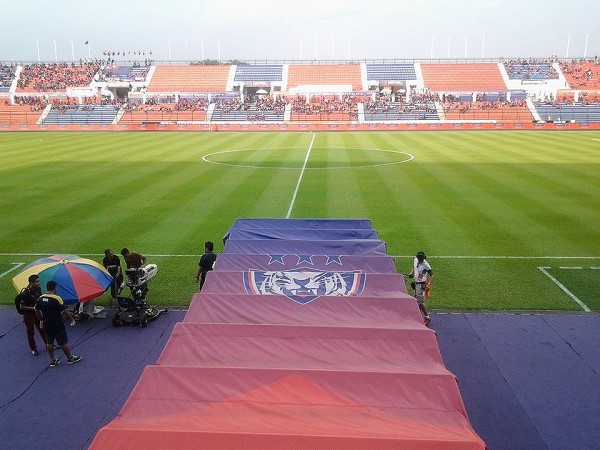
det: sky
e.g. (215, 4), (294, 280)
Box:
(0, 0), (598, 63)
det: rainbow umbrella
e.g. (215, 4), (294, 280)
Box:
(12, 254), (112, 304)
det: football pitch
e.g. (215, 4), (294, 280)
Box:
(1, 130), (599, 312)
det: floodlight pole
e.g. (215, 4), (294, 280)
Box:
(430, 35), (434, 59)
(482, 35), (485, 58)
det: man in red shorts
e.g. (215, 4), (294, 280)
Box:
(19, 274), (48, 356)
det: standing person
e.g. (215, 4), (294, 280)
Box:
(35, 280), (82, 368)
(103, 248), (123, 304)
(408, 251), (434, 325)
(120, 247), (146, 269)
(19, 274), (48, 356)
(196, 241), (217, 291)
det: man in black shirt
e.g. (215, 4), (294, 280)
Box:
(102, 248), (123, 302)
(19, 274), (48, 356)
(36, 281), (82, 368)
(195, 241), (217, 291)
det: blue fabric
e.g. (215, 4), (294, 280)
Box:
(223, 239), (388, 256)
(229, 218), (373, 230)
(213, 254), (397, 273)
(226, 228), (378, 241)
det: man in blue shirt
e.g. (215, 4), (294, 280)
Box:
(35, 281), (82, 368)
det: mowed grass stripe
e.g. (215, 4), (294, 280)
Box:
(425, 133), (564, 255)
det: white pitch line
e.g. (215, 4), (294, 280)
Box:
(0, 262), (25, 278)
(402, 255), (600, 259)
(559, 266), (583, 269)
(0, 253), (200, 258)
(1, 253), (599, 259)
(538, 266), (590, 312)
(286, 133), (316, 219)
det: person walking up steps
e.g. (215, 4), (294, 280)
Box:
(408, 251), (434, 325)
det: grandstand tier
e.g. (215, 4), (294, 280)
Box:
(1, 60), (600, 127)
(420, 63), (507, 92)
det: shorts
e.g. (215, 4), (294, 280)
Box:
(414, 283), (426, 305)
(45, 327), (68, 347)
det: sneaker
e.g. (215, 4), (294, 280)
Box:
(50, 358), (60, 368)
(424, 316), (431, 325)
(67, 355), (82, 365)
(31, 349), (40, 356)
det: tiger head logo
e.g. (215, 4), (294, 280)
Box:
(243, 269), (366, 304)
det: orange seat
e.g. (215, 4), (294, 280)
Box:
(421, 64), (507, 91)
(0, 104), (41, 126)
(148, 66), (230, 92)
(287, 64), (362, 91)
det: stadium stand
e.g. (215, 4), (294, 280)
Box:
(120, 98), (208, 124)
(503, 60), (559, 80)
(364, 99), (440, 122)
(211, 97), (285, 122)
(42, 104), (119, 125)
(533, 100), (600, 124)
(289, 95), (360, 122)
(420, 63), (507, 92)
(0, 104), (41, 126)
(1, 59), (600, 127)
(147, 65), (231, 93)
(560, 59), (600, 90)
(16, 62), (100, 92)
(234, 64), (283, 82)
(98, 64), (150, 82)
(442, 99), (532, 122)
(287, 64), (363, 91)
(365, 63), (417, 81)
(0, 62), (18, 92)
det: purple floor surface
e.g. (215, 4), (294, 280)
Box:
(1, 307), (598, 450)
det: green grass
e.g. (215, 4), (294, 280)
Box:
(1, 130), (599, 311)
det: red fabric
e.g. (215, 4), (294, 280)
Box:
(157, 323), (447, 373)
(90, 367), (485, 450)
(184, 293), (424, 328)
(201, 271), (408, 296)
(90, 218), (486, 450)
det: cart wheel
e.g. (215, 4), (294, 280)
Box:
(139, 311), (148, 328)
(112, 313), (122, 327)
(145, 307), (157, 320)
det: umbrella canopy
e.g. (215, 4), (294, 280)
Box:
(13, 254), (113, 304)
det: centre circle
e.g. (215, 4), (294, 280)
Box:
(202, 147), (414, 169)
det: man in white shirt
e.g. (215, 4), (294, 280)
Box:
(408, 251), (434, 325)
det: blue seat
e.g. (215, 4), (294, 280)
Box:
(234, 65), (283, 82)
(366, 64), (417, 80)
(43, 105), (120, 125)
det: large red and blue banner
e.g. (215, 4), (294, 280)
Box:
(90, 218), (485, 449)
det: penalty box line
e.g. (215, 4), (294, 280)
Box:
(538, 266), (591, 312)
